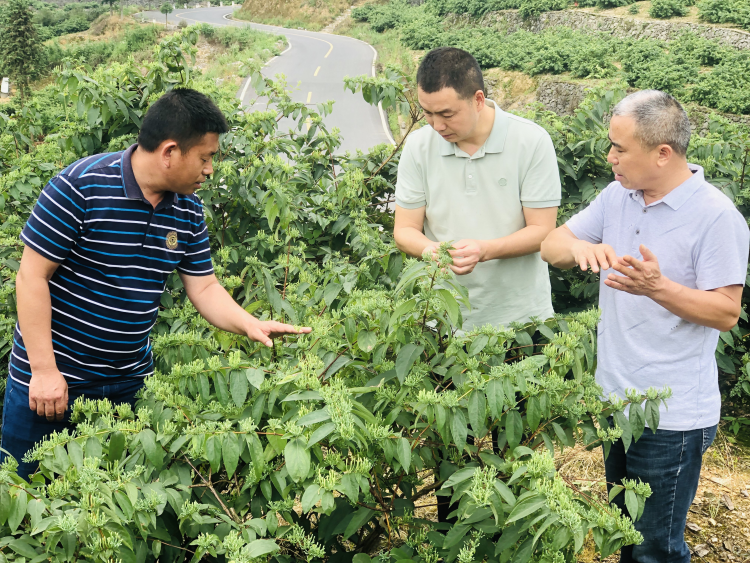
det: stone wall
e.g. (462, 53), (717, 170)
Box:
(535, 79), (750, 134)
(469, 10), (750, 50)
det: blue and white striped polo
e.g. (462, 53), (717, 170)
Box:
(10, 144), (214, 386)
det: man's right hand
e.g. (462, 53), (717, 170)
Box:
(571, 240), (619, 273)
(29, 369), (69, 421)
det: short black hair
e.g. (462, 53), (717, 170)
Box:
(138, 88), (229, 153)
(416, 47), (485, 100)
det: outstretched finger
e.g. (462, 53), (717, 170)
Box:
(577, 253), (589, 272)
(594, 248), (611, 271)
(622, 255), (645, 270)
(604, 278), (632, 293)
(607, 273), (633, 286)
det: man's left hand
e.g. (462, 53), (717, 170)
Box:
(449, 239), (487, 275)
(604, 244), (667, 297)
(247, 320), (312, 347)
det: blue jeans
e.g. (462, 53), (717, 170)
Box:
(605, 423), (717, 563)
(0, 376), (144, 479)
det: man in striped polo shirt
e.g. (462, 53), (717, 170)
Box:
(1, 88), (309, 478)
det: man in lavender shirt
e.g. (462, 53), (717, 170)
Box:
(541, 90), (749, 562)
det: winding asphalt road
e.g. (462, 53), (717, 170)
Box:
(140, 6), (394, 153)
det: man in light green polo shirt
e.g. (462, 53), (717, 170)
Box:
(395, 47), (561, 330)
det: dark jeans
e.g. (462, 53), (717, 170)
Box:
(0, 376), (144, 479)
(605, 423), (717, 563)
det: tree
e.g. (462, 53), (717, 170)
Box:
(0, 0), (45, 101)
(101, 0), (117, 16)
(160, 1), (173, 27)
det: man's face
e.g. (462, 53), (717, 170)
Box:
(168, 133), (220, 194)
(417, 87), (481, 143)
(607, 116), (660, 190)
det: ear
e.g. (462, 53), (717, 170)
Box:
(655, 143), (674, 168)
(473, 90), (486, 112)
(160, 141), (179, 169)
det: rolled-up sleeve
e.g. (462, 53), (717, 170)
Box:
(20, 174), (85, 262)
(694, 208), (750, 291)
(520, 133), (561, 209)
(395, 137), (427, 210)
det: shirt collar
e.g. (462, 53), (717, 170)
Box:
(659, 164), (705, 210)
(121, 143), (178, 209)
(439, 99), (509, 157)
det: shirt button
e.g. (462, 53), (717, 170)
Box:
(642, 208), (647, 213)
(636, 229), (640, 234)
(468, 175), (473, 179)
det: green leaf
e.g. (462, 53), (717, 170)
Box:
(244, 539), (279, 558)
(109, 431), (126, 463)
(8, 490), (26, 533)
(506, 494), (547, 524)
(443, 523), (469, 549)
(468, 334), (489, 356)
(205, 435), (221, 473)
(308, 422), (336, 447)
(139, 429), (163, 469)
(486, 379), (505, 419)
(357, 329), (377, 353)
(302, 484), (322, 513)
(396, 437), (411, 473)
(395, 343), (424, 384)
(436, 289), (459, 326)
(443, 467), (476, 489)
(223, 432), (241, 477)
(285, 438), (311, 483)
(608, 485), (624, 503)
(451, 409), (468, 452)
(9, 538), (38, 559)
(613, 410), (632, 452)
(629, 402), (646, 442)
(506, 410), (523, 450)
(527, 396), (541, 432)
(246, 367), (264, 389)
(343, 507), (374, 540)
(230, 370), (249, 407)
(468, 390), (486, 435)
(645, 399), (660, 434)
(625, 489), (639, 520)
(323, 282), (343, 306)
(298, 408), (331, 426)
(353, 555), (372, 563)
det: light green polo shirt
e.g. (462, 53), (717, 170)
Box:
(395, 101), (561, 330)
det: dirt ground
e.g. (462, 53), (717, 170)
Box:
(563, 429), (750, 562)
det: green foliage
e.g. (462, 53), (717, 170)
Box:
(648, 0), (689, 18)
(0, 29), (674, 561)
(697, 0), (750, 31)
(0, 0), (46, 99)
(32, 1), (106, 41)
(627, 3), (640, 13)
(518, 0), (570, 20)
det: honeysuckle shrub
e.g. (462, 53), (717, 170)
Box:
(0, 23), (674, 563)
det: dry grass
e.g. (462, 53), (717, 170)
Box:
(483, 69), (539, 112)
(235, 0), (354, 31)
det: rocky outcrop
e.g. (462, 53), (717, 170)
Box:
(535, 79), (750, 134)
(461, 10), (750, 50)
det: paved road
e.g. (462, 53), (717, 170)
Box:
(140, 6), (394, 154)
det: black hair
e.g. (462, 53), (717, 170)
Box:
(137, 88), (229, 153)
(416, 47), (485, 100)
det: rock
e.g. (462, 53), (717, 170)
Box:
(687, 522), (702, 533)
(722, 494), (735, 511)
(709, 518), (718, 526)
(465, 10), (750, 51)
(724, 539), (734, 552)
(695, 544), (711, 557)
(741, 489), (749, 498)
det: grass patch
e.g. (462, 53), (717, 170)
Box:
(234, 0), (351, 30)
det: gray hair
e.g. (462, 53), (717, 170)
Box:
(612, 90), (691, 156)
